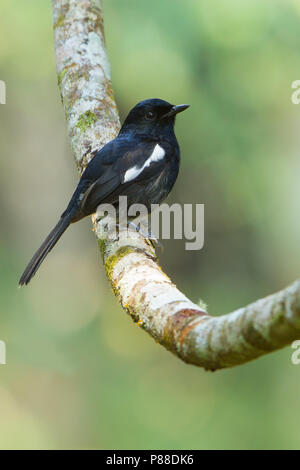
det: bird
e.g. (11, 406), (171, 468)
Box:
(19, 98), (189, 285)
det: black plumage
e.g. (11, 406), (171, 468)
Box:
(19, 98), (189, 285)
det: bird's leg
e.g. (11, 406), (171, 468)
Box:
(128, 220), (163, 250)
(95, 214), (121, 241)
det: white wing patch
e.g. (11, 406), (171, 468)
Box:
(146, 143), (165, 164)
(123, 144), (165, 183)
(123, 166), (141, 183)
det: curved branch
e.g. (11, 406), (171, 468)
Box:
(52, 0), (300, 370)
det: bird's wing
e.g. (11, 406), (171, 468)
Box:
(77, 137), (168, 216)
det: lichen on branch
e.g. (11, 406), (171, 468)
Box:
(52, 0), (120, 171)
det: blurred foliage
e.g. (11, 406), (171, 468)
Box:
(0, 0), (299, 449)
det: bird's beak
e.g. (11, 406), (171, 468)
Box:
(162, 104), (190, 119)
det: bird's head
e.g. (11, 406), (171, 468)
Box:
(120, 98), (189, 136)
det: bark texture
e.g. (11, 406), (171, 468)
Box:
(52, 0), (300, 370)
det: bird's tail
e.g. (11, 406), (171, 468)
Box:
(19, 215), (72, 286)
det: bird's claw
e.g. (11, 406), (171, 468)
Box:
(128, 222), (163, 250)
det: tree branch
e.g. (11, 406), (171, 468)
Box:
(51, 0), (300, 370)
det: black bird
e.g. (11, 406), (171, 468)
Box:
(19, 98), (189, 285)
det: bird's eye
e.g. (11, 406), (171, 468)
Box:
(145, 110), (156, 120)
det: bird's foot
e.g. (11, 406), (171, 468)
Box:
(128, 222), (163, 250)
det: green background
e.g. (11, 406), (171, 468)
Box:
(0, 0), (300, 449)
